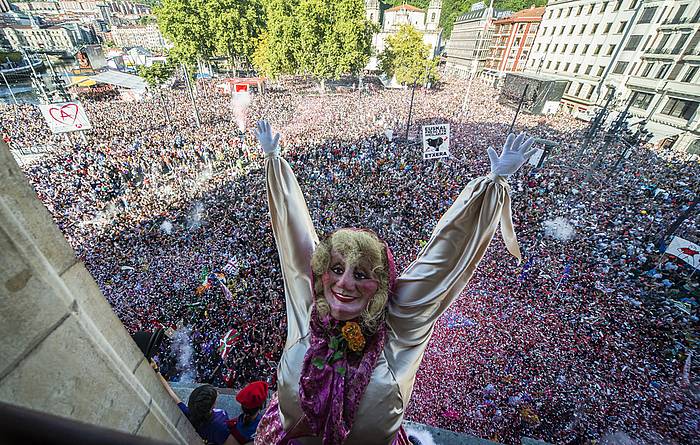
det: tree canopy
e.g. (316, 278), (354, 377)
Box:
(378, 24), (438, 85)
(137, 61), (176, 88)
(155, 0), (265, 66)
(253, 0), (376, 86)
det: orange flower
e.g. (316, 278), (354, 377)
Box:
(341, 321), (366, 352)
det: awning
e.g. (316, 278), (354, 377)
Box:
(68, 76), (97, 87)
(644, 120), (685, 143)
(87, 70), (147, 92)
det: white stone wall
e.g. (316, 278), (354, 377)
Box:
(0, 140), (200, 444)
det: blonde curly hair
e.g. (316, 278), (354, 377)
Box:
(310, 229), (389, 334)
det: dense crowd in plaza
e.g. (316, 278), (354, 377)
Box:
(1, 76), (698, 445)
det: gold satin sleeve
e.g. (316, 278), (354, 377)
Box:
(265, 153), (319, 347)
(386, 173), (521, 402)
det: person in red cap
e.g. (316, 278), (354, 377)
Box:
(226, 381), (269, 444)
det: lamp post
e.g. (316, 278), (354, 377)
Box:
(405, 65), (430, 142)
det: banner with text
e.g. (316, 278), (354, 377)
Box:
(422, 124), (450, 160)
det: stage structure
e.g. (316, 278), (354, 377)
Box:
(499, 73), (567, 115)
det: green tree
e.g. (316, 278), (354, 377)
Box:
(378, 24), (438, 85)
(137, 61), (176, 88)
(252, 0), (302, 77)
(155, 0), (213, 64)
(253, 0), (375, 89)
(205, 0), (265, 67)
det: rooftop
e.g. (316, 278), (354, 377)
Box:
(386, 4), (424, 13)
(494, 5), (545, 23)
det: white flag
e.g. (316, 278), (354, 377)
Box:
(665, 236), (700, 269)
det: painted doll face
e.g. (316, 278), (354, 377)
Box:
(322, 249), (379, 321)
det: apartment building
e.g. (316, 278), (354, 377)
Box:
(110, 25), (170, 51)
(484, 6), (545, 81)
(525, 0), (648, 113)
(625, 1), (699, 152)
(2, 24), (80, 52)
(445, 4), (512, 78)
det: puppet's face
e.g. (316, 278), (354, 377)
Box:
(322, 249), (379, 321)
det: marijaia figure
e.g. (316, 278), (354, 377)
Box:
(252, 120), (536, 445)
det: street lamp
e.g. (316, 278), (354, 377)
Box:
(404, 64), (431, 142)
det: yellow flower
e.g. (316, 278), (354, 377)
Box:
(341, 321), (366, 352)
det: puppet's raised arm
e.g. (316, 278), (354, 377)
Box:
(387, 133), (535, 346)
(257, 120), (319, 345)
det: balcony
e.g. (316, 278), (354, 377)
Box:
(627, 76), (662, 91)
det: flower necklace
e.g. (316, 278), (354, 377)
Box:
(311, 321), (366, 376)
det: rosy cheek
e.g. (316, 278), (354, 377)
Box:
(321, 272), (331, 285)
(358, 280), (379, 296)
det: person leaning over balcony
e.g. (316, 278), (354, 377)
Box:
(155, 371), (241, 445)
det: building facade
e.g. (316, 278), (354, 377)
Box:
(444, 4), (512, 78)
(484, 6), (544, 80)
(2, 24), (79, 52)
(366, 1), (443, 72)
(523, 0), (698, 152)
(110, 25), (169, 51)
(624, 0), (700, 152)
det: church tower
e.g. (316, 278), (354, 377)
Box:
(365, 0), (381, 26)
(426, 0), (442, 31)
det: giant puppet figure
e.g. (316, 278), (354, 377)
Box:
(252, 120), (536, 445)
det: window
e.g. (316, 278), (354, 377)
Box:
(588, 4), (595, 14)
(568, 25), (574, 34)
(613, 61), (629, 74)
(661, 98), (698, 120)
(604, 22), (612, 33)
(545, 43), (550, 52)
(575, 83), (583, 96)
(575, 63), (581, 72)
(591, 23), (599, 34)
(629, 0), (639, 9)
(542, 27), (547, 36)
(606, 45), (615, 55)
(601, 2), (609, 13)
(579, 24), (585, 34)
(585, 65), (593, 74)
(562, 44), (568, 53)
(642, 63), (654, 76)
(557, 9), (562, 18)
(586, 87), (594, 100)
(639, 7), (657, 23)
(565, 62), (570, 71)
(559, 26), (565, 35)
(594, 44), (602, 55)
(672, 33), (690, 54)
(625, 35), (643, 51)
(548, 10), (553, 19)
(597, 66), (605, 76)
(547, 60), (552, 69)
(632, 92), (654, 109)
(583, 44), (590, 54)
(656, 63), (671, 79)
(672, 4), (688, 23)
(553, 44), (558, 52)
(618, 21), (627, 33)
(537, 43), (542, 51)
(656, 33), (671, 52)
(577, 5), (582, 16)
(572, 44), (578, 54)
(613, 1), (621, 12)
(556, 61), (561, 70)
(682, 65), (699, 82)
(566, 7), (572, 17)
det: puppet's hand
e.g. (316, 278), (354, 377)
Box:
(254, 119), (281, 155)
(487, 132), (536, 177)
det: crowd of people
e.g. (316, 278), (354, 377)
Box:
(1, 74), (698, 445)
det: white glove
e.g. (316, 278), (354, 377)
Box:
(487, 132), (537, 177)
(254, 120), (280, 155)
